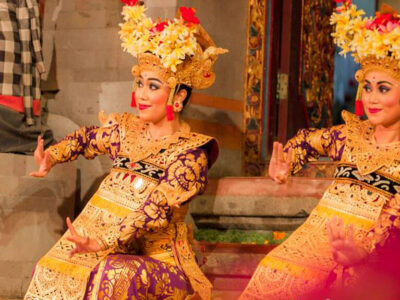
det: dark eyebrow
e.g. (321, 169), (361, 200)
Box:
(148, 78), (162, 84)
(364, 79), (393, 86)
(377, 81), (393, 86)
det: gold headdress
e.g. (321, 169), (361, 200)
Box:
(119, 1), (228, 119)
(331, 1), (400, 115)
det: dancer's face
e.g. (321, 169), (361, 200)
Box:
(135, 70), (170, 124)
(362, 70), (400, 128)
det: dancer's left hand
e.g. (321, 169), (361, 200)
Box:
(327, 216), (368, 267)
(66, 217), (102, 257)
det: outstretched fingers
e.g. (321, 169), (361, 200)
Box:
(66, 217), (78, 236)
(277, 143), (284, 163)
(272, 142), (279, 162)
(68, 246), (79, 258)
(37, 136), (44, 158)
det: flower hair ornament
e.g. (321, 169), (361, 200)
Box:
(120, 0), (228, 120)
(331, 1), (400, 116)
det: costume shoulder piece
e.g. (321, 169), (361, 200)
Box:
(341, 110), (365, 136)
(174, 131), (219, 168)
(111, 114), (218, 166)
(342, 110), (400, 175)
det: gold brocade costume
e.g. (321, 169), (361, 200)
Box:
(25, 113), (217, 300)
(240, 111), (400, 299)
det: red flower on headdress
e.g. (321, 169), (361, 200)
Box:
(179, 7), (200, 25)
(365, 12), (400, 33)
(121, 0), (138, 6)
(150, 21), (168, 33)
(375, 13), (394, 25)
(334, 0), (351, 5)
(151, 21), (169, 33)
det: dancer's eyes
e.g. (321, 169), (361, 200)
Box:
(378, 85), (391, 94)
(363, 83), (372, 93)
(149, 83), (160, 90)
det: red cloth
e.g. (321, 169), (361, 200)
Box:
(0, 95), (41, 116)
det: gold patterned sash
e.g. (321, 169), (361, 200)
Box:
(175, 222), (212, 300)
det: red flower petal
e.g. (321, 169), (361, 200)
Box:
(151, 21), (168, 33)
(179, 7), (200, 25)
(121, 0), (138, 6)
(334, 0), (351, 4)
(366, 13), (397, 31)
(375, 13), (394, 26)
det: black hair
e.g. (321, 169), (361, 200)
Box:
(175, 84), (193, 109)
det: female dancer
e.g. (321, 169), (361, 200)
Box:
(241, 2), (400, 299)
(25, 2), (227, 299)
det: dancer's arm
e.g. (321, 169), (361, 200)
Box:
(283, 124), (346, 174)
(49, 125), (120, 163)
(269, 124), (346, 183)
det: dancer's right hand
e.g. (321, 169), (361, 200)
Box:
(30, 136), (53, 177)
(327, 216), (368, 267)
(66, 217), (102, 257)
(268, 142), (293, 184)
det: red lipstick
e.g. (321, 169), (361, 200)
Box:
(138, 104), (151, 110)
(368, 108), (381, 114)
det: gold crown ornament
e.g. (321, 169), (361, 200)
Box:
(331, 1), (400, 116)
(119, 0), (228, 120)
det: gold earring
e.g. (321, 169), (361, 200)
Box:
(173, 100), (183, 112)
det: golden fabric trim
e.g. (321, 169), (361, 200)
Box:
(175, 223), (212, 300)
(259, 255), (328, 281)
(148, 252), (176, 266)
(334, 177), (394, 199)
(90, 193), (132, 218)
(37, 256), (92, 281)
(313, 205), (375, 229)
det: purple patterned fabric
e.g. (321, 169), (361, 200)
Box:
(284, 125), (346, 174)
(51, 125), (121, 162)
(84, 255), (193, 299)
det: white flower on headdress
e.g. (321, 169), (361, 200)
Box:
(331, 3), (400, 62)
(119, 4), (199, 73)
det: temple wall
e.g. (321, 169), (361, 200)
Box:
(0, 154), (77, 298)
